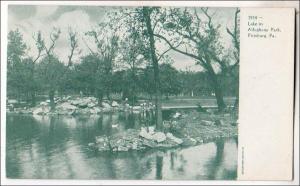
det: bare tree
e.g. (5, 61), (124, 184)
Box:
(36, 27), (61, 110)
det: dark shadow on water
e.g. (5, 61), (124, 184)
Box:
(156, 155), (163, 180)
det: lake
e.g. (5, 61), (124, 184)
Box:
(6, 113), (237, 180)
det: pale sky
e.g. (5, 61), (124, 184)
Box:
(8, 5), (237, 72)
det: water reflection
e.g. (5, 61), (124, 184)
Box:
(6, 113), (237, 180)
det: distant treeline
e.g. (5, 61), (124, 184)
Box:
(7, 31), (237, 105)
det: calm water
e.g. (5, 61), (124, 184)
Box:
(6, 113), (237, 180)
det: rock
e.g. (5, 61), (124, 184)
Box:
(65, 96), (71, 100)
(132, 106), (141, 110)
(78, 102), (88, 108)
(33, 106), (50, 115)
(56, 102), (77, 110)
(75, 108), (91, 115)
(173, 112), (181, 119)
(182, 137), (197, 146)
(102, 102), (111, 108)
(112, 124), (118, 128)
(201, 120), (214, 126)
(118, 146), (129, 151)
(87, 102), (97, 108)
(88, 142), (95, 147)
(132, 110), (141, 114)
(95, 136), (110, 151)
(90, 107), (101, 114)
(152, 132), (166, 143)
(139, 128), (153, 140)
(111, 101), (119, 107)
(7, 99), (18, 104)
(148, 126), (155, 135)
(40, 101), (48, 106)
(54, 97), (61, 103)
(215, 119), (225, 126)
(132, 141), (139, 150)
(56, 102), (77, 115)
(19, 109), (32, 114)
(163, 121), (172, 130)
(142, 139), (157, 148)
(156, 141), (178, 148)
(102, 107), (112, 113)
(166, 133), (183, 144)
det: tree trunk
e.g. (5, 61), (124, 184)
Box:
(31, 92), (36, 107)
(143, 7), (163, 130)
(49, 89), (55, 111)
(205, 58), (226, 112)
(97, 91), (103, 106)
(212, 80), (226, 112)
(131, 67), (136, 106)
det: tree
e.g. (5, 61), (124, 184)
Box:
(118, 26), (145, 105)
(36, 55), (66, 108)
(58, 28), (80, 96)
(86, 24), (119, 102)
(35, 27), (61, 110)
(159, 63), (181, 99)
(154, 7), (233, 111)
(142, 7), (163, 130)
(226, 8), (240, 109)
(7, 29), (27, 100)
(114, 7), (176, 129)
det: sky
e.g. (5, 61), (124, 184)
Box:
(8, 5), (236, 72)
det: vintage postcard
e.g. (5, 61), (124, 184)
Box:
(0, 1), (298, 185)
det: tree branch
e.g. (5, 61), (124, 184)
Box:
(154, 33), (200, 61)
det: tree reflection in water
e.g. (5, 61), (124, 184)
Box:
(156, 154), (163, 179)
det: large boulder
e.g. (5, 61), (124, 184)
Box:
(32, 106), (50, 115)
(111, 101), (119, 107)
(90, 107), (102, 114)
(139, 127), (153, 140)
(56, 102), (77, 115)
(75, 108), (91, 115)
(166, 132), (183, 144)
(132, 106), (141, 111)
(87, 102), (97, 108)
(95, 136), (110, 151)
(152, 132), (166, 143)
(101, 102), (111, 108)
(181, 137), (198, 146)
(70, 97), (96, 108)
(70, 99), (81, 106)
(173, 112), (181, 119)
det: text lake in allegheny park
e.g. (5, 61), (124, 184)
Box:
(6, 112), (237, 180)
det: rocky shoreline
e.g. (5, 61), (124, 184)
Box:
(7, 96), (238, 152)
(88, 111), (238, 152)
(7, 96), (154, 115)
